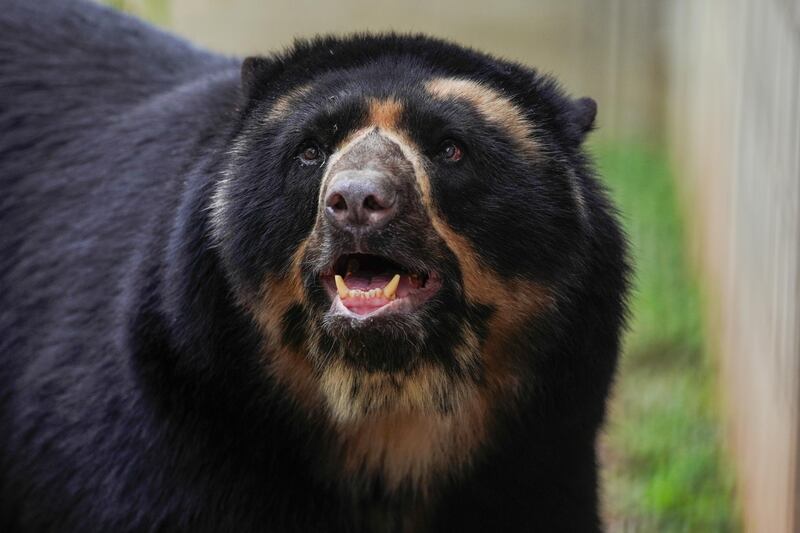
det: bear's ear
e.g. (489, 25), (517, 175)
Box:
(240, 56), (281, 102)
(568, 97), (597, 143)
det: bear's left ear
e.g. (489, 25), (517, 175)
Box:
(240, 56), (281, 102)
(568, 97), (597, 143)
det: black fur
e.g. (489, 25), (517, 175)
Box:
(0, 1), (629, 531)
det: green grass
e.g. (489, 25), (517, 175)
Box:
(595, 143), (740, 532)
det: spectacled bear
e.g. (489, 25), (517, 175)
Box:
(0, 0), (629, 531)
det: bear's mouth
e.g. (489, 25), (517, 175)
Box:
(320, 253), (441, 318)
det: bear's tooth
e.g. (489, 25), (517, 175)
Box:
(383, 274), (401, 300)
(334, 275), (349, 299)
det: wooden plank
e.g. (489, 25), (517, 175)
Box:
(667, 0), (800, 530)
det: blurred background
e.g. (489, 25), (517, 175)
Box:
(106, 1), (800, 531)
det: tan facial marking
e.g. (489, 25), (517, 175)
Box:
(251, 240), (324, 413)
(425, 77), (538, 155)
(367, 97), (404, 131)
(427, 77), (587, 229)
(432, 220), (552, 325)
(263, 84), (313, 122)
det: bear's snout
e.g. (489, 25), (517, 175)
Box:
(324, 168), (398, 233)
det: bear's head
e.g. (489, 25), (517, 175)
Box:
(206, 35), (610, 490)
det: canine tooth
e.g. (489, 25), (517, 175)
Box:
(383, 274), (401, 300)
(334, 275), (349, 299)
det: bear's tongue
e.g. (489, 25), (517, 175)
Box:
(334, 273), (417, 315)
(340, 273), (392, 291)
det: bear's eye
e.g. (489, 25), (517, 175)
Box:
(438, 139), (464, 163)
(297, 142), (325, 166)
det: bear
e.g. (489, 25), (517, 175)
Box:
(0, 0), (630, 531)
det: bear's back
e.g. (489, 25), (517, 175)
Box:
(0, 0), (239, 329)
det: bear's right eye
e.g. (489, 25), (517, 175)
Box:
(297, 142), (326, 166)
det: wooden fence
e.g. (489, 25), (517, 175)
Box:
(666, 0), (800, 531)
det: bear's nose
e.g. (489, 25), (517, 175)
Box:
(324, 170), (398, 232)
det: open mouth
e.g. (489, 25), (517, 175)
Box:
(321, 253), (441, 318)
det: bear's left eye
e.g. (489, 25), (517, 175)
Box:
(438, 139), (464, 163)
(297, 142), (325, 166)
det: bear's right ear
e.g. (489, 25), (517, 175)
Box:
(567, 97), (597, 144)
(240, 56), (281, 102)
